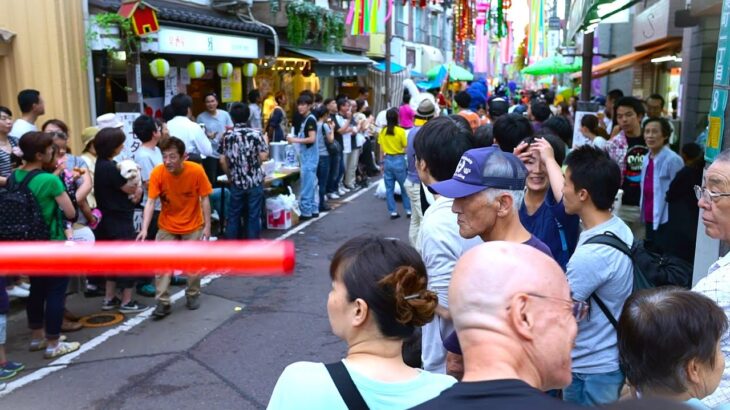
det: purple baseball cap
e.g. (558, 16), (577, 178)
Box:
(430, 146), (527, 199)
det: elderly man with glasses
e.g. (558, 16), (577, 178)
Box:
(693, 149), (730, 408)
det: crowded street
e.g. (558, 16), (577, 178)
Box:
(1, 185), (393, 408)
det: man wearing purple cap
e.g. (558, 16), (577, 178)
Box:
(429, 145), (552, 377)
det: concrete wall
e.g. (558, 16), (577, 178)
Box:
(598, 21), (634, 96)
(0, 0), (91, 154)
(679, 14), (720, 145)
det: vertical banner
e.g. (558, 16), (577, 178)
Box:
(221, 67), (243, 103)
(164, 67), (179, 105)
(706, 0), (730, 162)
(115, 112), (142, 161)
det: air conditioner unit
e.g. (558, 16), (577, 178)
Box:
(211, 0), (253, 11)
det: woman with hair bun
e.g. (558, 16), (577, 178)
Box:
(268, 236), (456, 409)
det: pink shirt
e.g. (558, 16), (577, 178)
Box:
(399, 104), (415, 129)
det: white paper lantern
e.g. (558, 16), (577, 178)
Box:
(217, 62), (233, 78)
(187, 61), (205, 79)
(243, 62), (258, 77)
(149, 58), (170, 79)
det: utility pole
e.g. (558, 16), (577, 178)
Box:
(580, 32), (593, 102)
(384, 14), (392, 109)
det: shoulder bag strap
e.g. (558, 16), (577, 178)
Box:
(590, 292), (619, 330)
(325, 362), (369, 410)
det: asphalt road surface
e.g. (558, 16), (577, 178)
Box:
(2, 181), (413, 409)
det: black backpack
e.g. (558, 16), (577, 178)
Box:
(0, 169), (50, 241)
(584, 231), (693, 328)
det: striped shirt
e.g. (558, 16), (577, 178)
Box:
(0, 136), (19, 179)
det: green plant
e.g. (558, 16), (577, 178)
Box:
(286, 2), (345, 51)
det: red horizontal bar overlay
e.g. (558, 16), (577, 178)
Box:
(0, 240), (295, 276)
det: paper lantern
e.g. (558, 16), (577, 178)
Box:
(149, 58), (170, 79)
(187, 61), (205, 79)
(243, 62), (258, 77)
(217, 62), (233, 78)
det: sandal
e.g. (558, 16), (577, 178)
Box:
(88, 209), (102, 230)
(44, 341), (81, 359)
(29, 335), (67, 352)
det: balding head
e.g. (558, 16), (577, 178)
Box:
(449, 242), (578, 390)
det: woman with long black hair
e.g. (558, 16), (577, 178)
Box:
(378, 108), (412, 219)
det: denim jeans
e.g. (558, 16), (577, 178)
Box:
(225, 184), (264, 239)
(299, 146), (319, 217)
(384, 155), (411, 215)
(327, 140), (342, 194)
(317, 155), (330, 208)
(27, 276), (69, 341)
(563, 369), (625, 406)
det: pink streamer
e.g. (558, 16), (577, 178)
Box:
(385, 0), (393, 22)
(346, 0), (355, 25)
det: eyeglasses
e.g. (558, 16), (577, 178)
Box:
(694, 185), (730, 203)
(526, 293), (589, 322)
(0, 115), (11, 121)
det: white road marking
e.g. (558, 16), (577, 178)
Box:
(0, 179), (381, 396)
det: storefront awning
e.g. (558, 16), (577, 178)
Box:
(283, 47), (374, 78)
(284, 47), (374, 65)
(571, 39), (682, 80)
(568, 0), (641, 39)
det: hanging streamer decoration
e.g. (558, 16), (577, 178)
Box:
(349, 0), (391, 36)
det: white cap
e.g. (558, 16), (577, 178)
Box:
(96, 113), (124, 129)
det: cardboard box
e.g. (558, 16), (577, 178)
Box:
(267, 209), (292, 230)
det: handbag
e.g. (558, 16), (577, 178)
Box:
(325, 361), (369, 410)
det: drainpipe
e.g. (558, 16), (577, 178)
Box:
(82, 0), (98, 123)
(237, 6), (279, 61)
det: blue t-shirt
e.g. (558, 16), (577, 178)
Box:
(519, 193), (581, 271)
(267, 360), (456, 409)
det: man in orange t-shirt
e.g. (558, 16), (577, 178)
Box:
(455, 91), (481, 132)
(136, 136), (213, 318)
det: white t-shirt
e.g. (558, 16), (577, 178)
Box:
(267, 360), (456, 410)
(133, 145), (162, 210)
(166, 116), (212, 157)
(9, 118), (37, 138)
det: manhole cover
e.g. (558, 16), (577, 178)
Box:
(78, 312), (125, 328)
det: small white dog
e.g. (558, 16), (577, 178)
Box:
(117, 159), (141, 200)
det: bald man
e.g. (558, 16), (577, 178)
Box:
(414, 242), (585, 409)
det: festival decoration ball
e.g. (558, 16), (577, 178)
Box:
(187, 61), (205, 79)
(243, 63), (258, 77)
(217, 62), (234, 78)
(149, 58), (170, 79)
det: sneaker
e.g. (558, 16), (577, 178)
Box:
(211, 210), (220, 221)
(29, 335), (67, 352)
(327, 193), (340, 200)
(7, 286), (29, 298)
(84, 284), (105, 298)
(88, 208), (102, 230)
(136, 283), (156, 297)
(406, 212), (412, 219)
(0, 382), (6, 391)
(101, 296), (121, 311)
(1, 361), (24, 374)
(119, 300), (149, 313)
(319, 205), (332, 212)
(44, 341), (81, 359)
(186, 295), (200, 310)
(0, 368), (16, 381)
(152, 302), (171, 319)
(390, 213), (401, 220)
(312, 213), (319, 218)
(338, 188), (347, 196)
(299, 215), (312, 221)
(17, 282), (30, 291)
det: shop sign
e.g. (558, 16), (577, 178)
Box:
(632, 0), (683, 49)
(221, 67), (243, 103)
(157, 27), (258, 59)
(706, 0), (730, 163)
